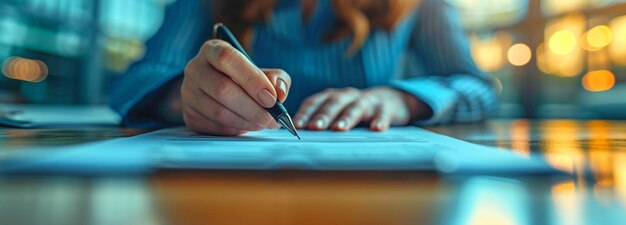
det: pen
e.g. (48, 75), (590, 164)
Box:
(213, 23), (300, 140)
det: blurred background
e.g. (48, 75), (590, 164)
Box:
(1, 0), (625, 119)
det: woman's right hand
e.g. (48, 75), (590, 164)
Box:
(181, 40), (291, 135)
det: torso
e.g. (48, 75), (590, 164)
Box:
(249, 0), (419, 112)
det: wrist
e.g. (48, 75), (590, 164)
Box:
(383, 86), (432, 121)
(368, 86), (433, 121)
(155, 77), (184, 125)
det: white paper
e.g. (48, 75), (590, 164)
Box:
(0, 127), (561, 175)
(148, 127), (437, 170)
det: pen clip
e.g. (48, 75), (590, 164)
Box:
(212, 23), (253, 63)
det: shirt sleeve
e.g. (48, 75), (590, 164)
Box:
(389, 0), (497, 125)
(108, 0), (212, 128)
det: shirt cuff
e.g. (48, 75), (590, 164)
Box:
(389, 78), (458, 126)
(110, 68), (183, 128)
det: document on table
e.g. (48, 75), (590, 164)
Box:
(0, 127), (560, 175)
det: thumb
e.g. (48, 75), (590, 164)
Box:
(262, 69), (291, 103)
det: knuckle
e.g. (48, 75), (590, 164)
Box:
(302, 96), (318, 106)
(212, 107), (230, 122)
(204, 39), (223, 50)
(214, 46), (236, 68)
(360, 95), (375, 106)
(213, 80), (233, 100)
(326, 96), (342, 105)
(356, 97), (370, 108)
(204, 39), (217, 47)
(184, 60), (195, 76)
(201, 41), (212, 53)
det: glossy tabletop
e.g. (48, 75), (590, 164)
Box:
(1, 120), (624, 225)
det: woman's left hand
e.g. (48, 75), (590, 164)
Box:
(293, 87), (432, 132)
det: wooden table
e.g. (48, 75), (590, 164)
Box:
(1, 120), (624, 225)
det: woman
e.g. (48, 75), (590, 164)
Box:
(109, 0), (496, 135)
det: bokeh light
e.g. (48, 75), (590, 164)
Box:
(507, 43), (532, 66)
(586, 25), (612, 49)
(470, 32), (511, 72)
(549, 30), (577, 55)
(1, 56), (49, 82)
(543, 14), (586, 77)
(582, 70), (615, 92)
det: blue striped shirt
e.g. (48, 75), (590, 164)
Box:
(110, 0), (497, 128)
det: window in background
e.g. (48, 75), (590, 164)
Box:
(0, 0), (172, 104)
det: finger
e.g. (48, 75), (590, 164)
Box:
(308, 92), (359, 130)
(188, 88), (265, 131)
(191, 63), (278, 129)
(331, 98), (371, 131)
(293, 92), (330, 129)
(183, 104), (245, 136)
(359, 94), (379, 122)
(370, 104), (392, 132)
(202, 40), (278, 108)
(262, 69), (291, 103)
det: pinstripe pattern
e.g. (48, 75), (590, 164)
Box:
(110, 0), (497, 127)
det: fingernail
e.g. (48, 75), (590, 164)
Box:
(315, 119), (325, 128)
(277, 79), (288, 96)
(337, 120), (346, 129)
(296, 119), (306, 128)
(377, 121), (385, 129)
(271, 121), (281, 129)
(257, 89), (276, 108)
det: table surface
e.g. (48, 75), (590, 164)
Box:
(1, 119), (625, 225)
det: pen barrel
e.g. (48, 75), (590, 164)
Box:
(213, 24), (254, 64)
(267, 101), (287, 119)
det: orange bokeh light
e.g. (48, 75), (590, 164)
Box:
(582, 70), (615, 92)
(1, 56), (48, 82)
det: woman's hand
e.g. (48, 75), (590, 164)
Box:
(181, 39), (291, 135)
(293, 87), (432, 132)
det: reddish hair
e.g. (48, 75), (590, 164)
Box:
(212, 0), (421, 55)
